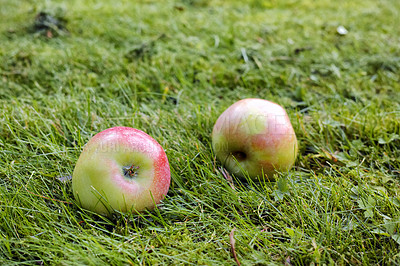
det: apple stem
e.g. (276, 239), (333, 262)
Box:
(123, 165), (140, 178)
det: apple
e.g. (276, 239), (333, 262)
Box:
(72, 127), (170, 216)
(212, 98), (298, 180)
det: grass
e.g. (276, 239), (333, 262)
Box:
(0, 0), (399, 264)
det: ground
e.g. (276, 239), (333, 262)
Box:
(0, 0), (399, 264)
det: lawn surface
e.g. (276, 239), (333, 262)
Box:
(1, 0), (400, 264)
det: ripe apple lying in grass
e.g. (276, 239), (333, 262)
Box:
(72, 127), (170, 216)
(212, 98), (298, 180)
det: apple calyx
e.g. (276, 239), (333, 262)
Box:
(231, 151), (247, 161)
(123, 164), (140, 179)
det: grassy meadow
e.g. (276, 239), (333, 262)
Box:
(0, 0), (399, 264)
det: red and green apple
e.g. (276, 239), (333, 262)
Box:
(212, 98), (298, 180)
(72, 127), (170, 216)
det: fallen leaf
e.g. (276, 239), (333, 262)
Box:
(220, 167), (235, 190)
(230, 228), (240, 266)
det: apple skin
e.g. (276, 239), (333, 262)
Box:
(212, 98), (298, 180)
(72, 127), (170, 216)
